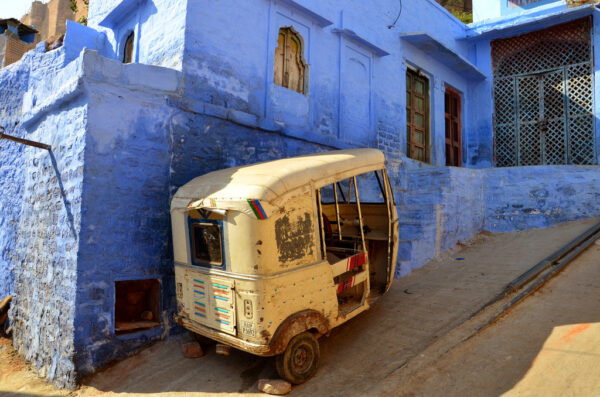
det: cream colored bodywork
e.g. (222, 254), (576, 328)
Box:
(171, 149), (398, 356)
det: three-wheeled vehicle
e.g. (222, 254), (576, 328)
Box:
(171, 149), (399, 384)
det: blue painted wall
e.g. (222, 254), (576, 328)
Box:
(88, 0), (187, 69)
(181, 0), (477, 166)
(73, 53), (182, 375)
(0, 37), (85, 300)
(396, 164), (600, 275)
(1, 45), (89, 387)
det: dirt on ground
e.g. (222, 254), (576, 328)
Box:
(1, 218), (600, 397)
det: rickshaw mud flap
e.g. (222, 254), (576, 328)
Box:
(176, 309), (330, 356)
(176, 315), (274, 356)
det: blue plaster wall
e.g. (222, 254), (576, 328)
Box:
(2, 48), (89, 388)
(0, 39), (83, 299)
(73, 51), (182, 376)
(85, 0), (500, 169)
(483, 166), (600, 231)
(181, 0), (477, 166)
(88, 0), (187, 69)
(0, 58), (30, 299)
(396, 163), (600, 275)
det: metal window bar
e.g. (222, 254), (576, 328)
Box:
(492, 18), (594, 166)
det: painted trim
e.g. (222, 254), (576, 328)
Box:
(400, 32), (486, 80)
(465, 3), (594, 40)
(274, 0), (333, 27)
(331, 28), (389, 57)
(338, 39), (375, 146)
(502, 0), (563, 16)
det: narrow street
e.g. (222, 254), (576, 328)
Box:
(2, 218), (600, 396)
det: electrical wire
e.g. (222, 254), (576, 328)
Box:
(387, 0), (403, 29)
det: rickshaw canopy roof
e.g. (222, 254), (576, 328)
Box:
(171, 149), (387, 216)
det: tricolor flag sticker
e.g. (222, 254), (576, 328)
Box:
(247, 199), (267, 220)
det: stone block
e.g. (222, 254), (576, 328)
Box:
(258, 379), (292, 395)
(182, 341), (204, 358)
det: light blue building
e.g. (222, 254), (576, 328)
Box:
(1, 0), (600, 388)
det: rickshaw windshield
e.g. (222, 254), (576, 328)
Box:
(191, 223), (223, 266)
(188, 210), (226, 269)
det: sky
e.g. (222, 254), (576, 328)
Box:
(0, 0), (50, 19)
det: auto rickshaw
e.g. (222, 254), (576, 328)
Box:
(171, 149), (399, 384)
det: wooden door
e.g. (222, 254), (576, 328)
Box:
(445, 87), (462, 167)
(406, 70), (430, 162)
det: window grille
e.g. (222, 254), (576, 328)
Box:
(492, 18), (594, 166)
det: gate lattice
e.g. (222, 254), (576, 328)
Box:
(492, 18), (595, 166)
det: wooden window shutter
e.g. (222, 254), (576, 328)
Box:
(274, 27), (306, 94)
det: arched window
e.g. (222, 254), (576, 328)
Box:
(274, 27), (306, 94)
(123, 31), (134, 64)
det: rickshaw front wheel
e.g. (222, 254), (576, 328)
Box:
(276, 331), (320, 384)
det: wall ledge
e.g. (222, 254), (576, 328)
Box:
(171, 97), (360, 150)
(400, 31), (487, 80)
(273, 0), (333, 27)
(464, 3), (596, 40)
(332, 28), (390, 56)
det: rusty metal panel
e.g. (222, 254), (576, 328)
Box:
(492, 18), (594, 166)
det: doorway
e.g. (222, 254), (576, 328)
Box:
(445, 87), (462, 166)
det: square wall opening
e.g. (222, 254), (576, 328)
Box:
(115, 279), (161, 335)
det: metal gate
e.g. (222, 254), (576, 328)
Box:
(492, 18), (594, 166)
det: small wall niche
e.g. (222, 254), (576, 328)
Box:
(115, 279), (161, 335)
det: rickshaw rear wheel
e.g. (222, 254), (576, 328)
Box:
(276, 331), (320, 385)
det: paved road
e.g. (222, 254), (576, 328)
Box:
(376, 226), (600, 397)
(1, 218), (599, 396)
